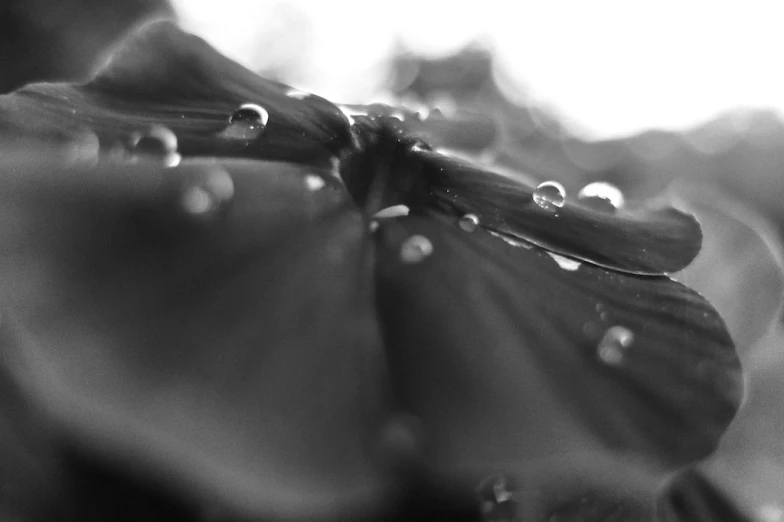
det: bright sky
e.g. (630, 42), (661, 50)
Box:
(173, 0), (784, 140)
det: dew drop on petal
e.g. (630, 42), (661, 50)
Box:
(577, 181), (625, 211)
(597, 326), (635, 365)
(400, 235), (433, 264)
(458, 213), (480, 233)
(477, 474), (517, 522)
(546, 252), (581, 271)
(224, 103), (269, 140)
(304, 174), (325, 191)
(373, 205), (410, 219)
(129, 125), (181, 167)
(532, 181), (566, 212)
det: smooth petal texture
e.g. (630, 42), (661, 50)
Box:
(656, 468), (751, 522)
(0, 150), (392, 519)
(0, 22), (351, 165)
(373, 214), (742, 508)
(412, 150), (703, 275)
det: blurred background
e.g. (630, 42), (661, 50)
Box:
(2, 0), (784, 518)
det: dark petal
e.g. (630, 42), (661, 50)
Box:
(339, 103), (498, 153)
(655, 468), (751, 522)
(374, 215), (742, 504)
(0, 150), (392, 519)
(413, 150), (702, 275)
(0, 21), (351, 165)
(667, 181), (784, 353)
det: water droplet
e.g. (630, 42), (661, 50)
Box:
(400, 235), (433, 264)
(458, 213), (480, 232)
(304, 174), (325, 191)
(285, 88), (310, 100)
(129, 125), (181, 167)
(224, 103), (269, 140)
(369, 220), (380, 232)
(546, 252), (581, 271)
(597, 326), (634, 365)
(477, 475), (517, 522)
(532, 181), (566, 211)
(373, 205), (410, 219)
(180, 168), (234, 218)
(577, 181), (624, 210)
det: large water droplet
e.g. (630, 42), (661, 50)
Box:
(224, 103), (269, 140)
(129, 125), (181, 167)
(477, 475), (517, 522)
(400, 235), (433, 264)
(458, 213), (480, 232)
(532, 181), (566, 212)
(577, 181), (624, 211)
(597, 326), (635, 365)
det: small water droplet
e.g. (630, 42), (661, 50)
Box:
(304, 174), (325, 191)
(477, 475), (517, 522)
(597, 326), (634, 365)
(400, 235), (433, 264)
(458, 213), (480, 232)
(546, 252), (581, 271)
(224, 103), (269, 140)
(532, 181), (566, 211)
(129, 125), (181, 167)
(285, 88), (310, 100)
(373, 205), (409, 219)
(577, 181), (624, 210)
(369, 220), (379, 232)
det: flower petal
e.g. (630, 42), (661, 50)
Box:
(0, 21), (351, 165)
(656, 468), (751, 522)
(373, 214), (742, 505)
(413, 150), (703, 275)
(0, 149), (392, 518)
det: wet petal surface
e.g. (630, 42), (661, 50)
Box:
(0, 150), (391, 519)
(413, 150), (703, 275)
(373, 215), (742, 505)
(0, 21), (352, 166)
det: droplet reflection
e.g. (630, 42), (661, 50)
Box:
(532, 181), (566, 212)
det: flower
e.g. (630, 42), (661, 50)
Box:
(0, 21), (744, 521)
